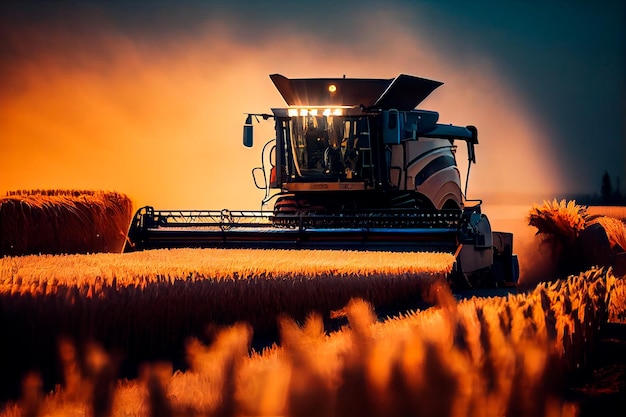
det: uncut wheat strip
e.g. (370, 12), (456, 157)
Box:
(0, 248), (455, 290)
(0, 254), (450, 357)
(0, 190), (133, 255)
(5, 189), (100, 198)
(11, 190), (131, 229)
(0, 274), (441, 341)
(0, 199), (25, 252)
(0, 249), (452, 331)
(0, 248), (454, 387)
(44, 191), (132, 252)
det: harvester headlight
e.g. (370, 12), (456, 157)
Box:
(287, 107), (344, 117)
(328, 84), (337, 93)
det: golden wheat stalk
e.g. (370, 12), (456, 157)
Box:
(527, 199), (589, 244)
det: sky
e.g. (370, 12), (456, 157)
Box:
(1, 0), (624, 210)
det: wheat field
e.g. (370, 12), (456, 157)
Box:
(0, 247), (454, 406)
(0, 267), (622, 417)
(1, 194), (624, 416)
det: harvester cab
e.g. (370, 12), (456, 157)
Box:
(124, 74), (519, 288)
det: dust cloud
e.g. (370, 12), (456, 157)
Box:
(1, 7), (564, 214)
(0, 23), (279, 210)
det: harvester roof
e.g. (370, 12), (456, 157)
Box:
(270, 74), (443, 111)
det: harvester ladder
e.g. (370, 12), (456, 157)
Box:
(358, 131), (373, 181)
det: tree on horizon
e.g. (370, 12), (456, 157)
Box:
(601, 171), (613, 203)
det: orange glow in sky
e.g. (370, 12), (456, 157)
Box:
(0, 12), (565, 211)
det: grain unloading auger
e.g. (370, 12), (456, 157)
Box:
(124, 74), (519, 288)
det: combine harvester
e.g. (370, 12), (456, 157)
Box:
(124, 74), (519, 288)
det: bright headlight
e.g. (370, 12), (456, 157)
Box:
(287, 107), (344, 117)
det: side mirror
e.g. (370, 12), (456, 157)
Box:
(243, 114), (253, 147)
(466, 125), (478, 163)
